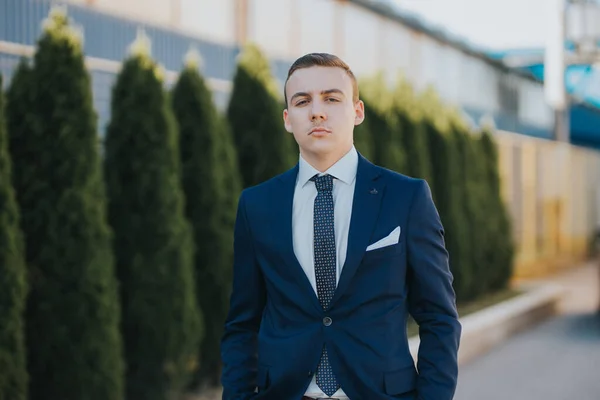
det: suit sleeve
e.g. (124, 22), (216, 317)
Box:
(406, 180), (461, 400)
(220, 190), (266, 400)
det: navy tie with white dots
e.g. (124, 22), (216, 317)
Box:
(311, 173), (340, 396)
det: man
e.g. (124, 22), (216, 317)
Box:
(221, 53), (461, 400)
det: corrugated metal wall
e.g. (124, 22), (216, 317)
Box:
(0, 0), (292, 129)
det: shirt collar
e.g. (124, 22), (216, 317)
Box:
(297, 145), (358, 188)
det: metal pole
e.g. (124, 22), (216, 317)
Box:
(546, 0), (567, 141)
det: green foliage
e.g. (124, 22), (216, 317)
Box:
(171, 65), (241, 387)
(393, 75), (433, 186)
(450, 120), (487, 300)
(5, 9), (125, 400)
(422, 118), (472, 302)
(227, 43), (294, 188)
(417, 90), (472, 302)
(0, 74), (28, 400)
(280, 98), (300, 166)
(103, 50), (201, 400)
(353, 117), (374, 161)
(479, 129), (515, 290)
(359, 74), (406, 173)
(416, 86), (514, 301)
(215, 113), (243, 232)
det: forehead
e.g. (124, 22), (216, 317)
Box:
(286, 66), (353, 96)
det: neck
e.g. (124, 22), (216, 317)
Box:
(301, 145), (352, 173)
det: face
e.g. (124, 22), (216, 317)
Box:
(283, 66), (364, 162)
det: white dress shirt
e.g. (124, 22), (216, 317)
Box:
(292, 146), (358, 399)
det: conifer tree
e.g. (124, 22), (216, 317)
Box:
(227, 43), (294, 188)
(171, 51), (241, 387)
(103, 32), (201, 400)
(213, 112), (242, 298)
(5, 9), (124, 400)
(393, 74), (433, 185)
(479, 127), (514, 290)
(0, 73), (28, 400)
(353, 117), (374, 161)
(419, 88), (471, 302)
(359, 74), (406, 173)
(450, 117), (486, 300)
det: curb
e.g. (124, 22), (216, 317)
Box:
(408, 282), (565, 366)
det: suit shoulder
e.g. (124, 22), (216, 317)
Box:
(238, 166), (297, 201)
(371, 165), (433, 207)
(374, 165), (428, 190)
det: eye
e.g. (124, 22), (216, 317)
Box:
(326, 97), (340, 102)
(295, 99), (308, 106)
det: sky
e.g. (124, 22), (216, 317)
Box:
(392, 0), (552, 51)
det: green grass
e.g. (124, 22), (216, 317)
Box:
(407, 288), (522, 337)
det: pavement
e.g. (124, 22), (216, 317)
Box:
(454, 261), (600, 400)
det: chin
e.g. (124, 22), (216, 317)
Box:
(305, 142), (338, 155)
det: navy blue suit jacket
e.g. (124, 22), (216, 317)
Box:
(221, 153), (461, 400)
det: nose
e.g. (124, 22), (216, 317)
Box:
(310, 102), (327, 121)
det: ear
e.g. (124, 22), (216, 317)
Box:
(354, 100), (365, 126)
(283, 108), (293, 133)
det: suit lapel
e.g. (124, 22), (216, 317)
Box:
(275, 165), (322, 313)
(331, 154), (385, 307)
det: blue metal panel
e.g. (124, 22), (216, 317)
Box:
(68, 3), (243, 82)
(0, 52), (27, 90)
(0, 0), (241, 137)
(462, 105), (553, 139)
(0, 0), (46, 46)
(0, 0), (252, 83)
(570, 104), (600, 149)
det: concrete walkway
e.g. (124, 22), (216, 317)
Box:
(454, 261), (600, 400)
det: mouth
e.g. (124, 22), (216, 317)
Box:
(309, 127), (332, 136)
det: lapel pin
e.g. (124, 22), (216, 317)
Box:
(370, 188), (378, 195)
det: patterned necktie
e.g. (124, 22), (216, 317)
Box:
(311, 173), (340, 396)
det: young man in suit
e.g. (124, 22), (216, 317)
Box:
(220, 53), (461, 400)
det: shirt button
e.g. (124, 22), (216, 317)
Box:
(323, 316), (332, 326)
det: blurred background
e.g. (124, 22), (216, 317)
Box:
(0, 1), (599, 400)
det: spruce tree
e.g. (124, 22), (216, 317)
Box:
(479, 128), (514, 290)
(450, 119), (486, 300)
(171, 54), (240, 387)
(418, 89), (471, 302)
(359, 74), (406, 173)
(0, 74), (28, 400)
(213, 113), (242, 296)
(393, 75), (433, 185)
(5, 9), (124, 400)
(215, 113), (243, 234)
(103, 36), (201, 400)
(353, 116), (374, 161)
(279, 98), (301, 166)
(227, 43), (293, 188)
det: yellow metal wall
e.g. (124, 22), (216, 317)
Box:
(495, 131), (600, 278)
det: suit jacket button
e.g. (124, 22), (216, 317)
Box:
(323, 317), (332, 326)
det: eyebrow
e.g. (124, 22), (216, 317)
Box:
(290, 89), (346, 103)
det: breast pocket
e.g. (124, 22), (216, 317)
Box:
(362, 241), (403, 264)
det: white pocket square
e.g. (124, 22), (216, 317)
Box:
(366, 226), (401, 251)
